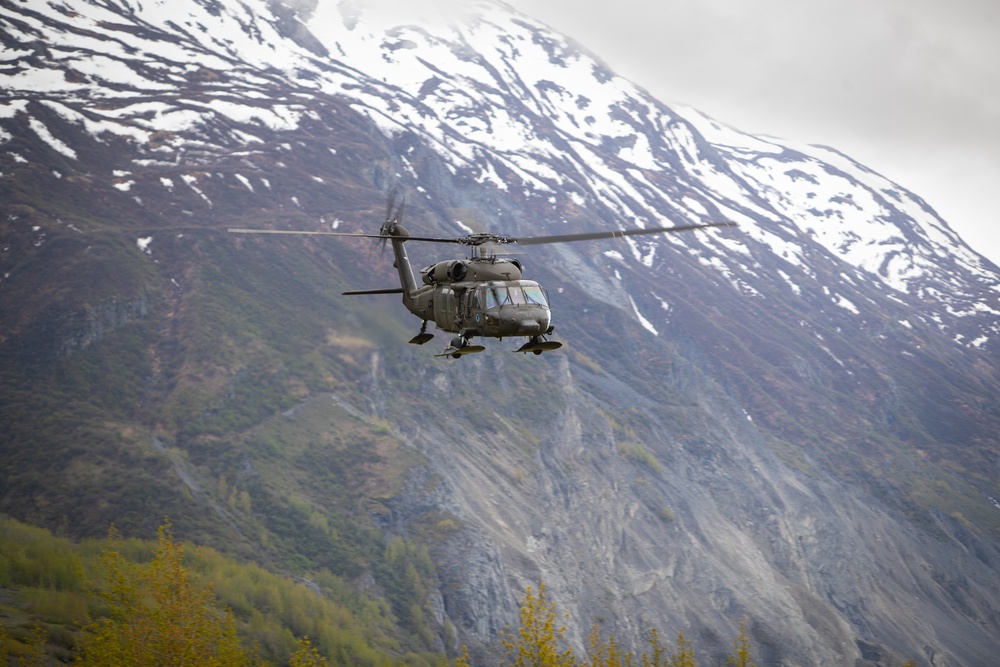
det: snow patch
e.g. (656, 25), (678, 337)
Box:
(181, 174), (212, 205)
(28, 118), (76, 159)
(777, 270), (801, 295)
(628, 295), (658, 336)
(0, 101), (29, 118)
(834, 295), (860, 314)
(235, 174), (254, 192)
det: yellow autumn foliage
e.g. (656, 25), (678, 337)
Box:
(74, 520), (258, 667)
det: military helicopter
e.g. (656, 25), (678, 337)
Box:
(229, 190), (735, 358)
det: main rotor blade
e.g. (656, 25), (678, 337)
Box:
(511, 221), (736, 246)
(228, 221), (736, 245)
(228, 229), (379, 237)
(227, 228), (465, 243)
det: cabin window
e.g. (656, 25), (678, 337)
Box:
(508, 287), (526, 305)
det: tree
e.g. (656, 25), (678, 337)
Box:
(669, 630), (695, 667)
(641, 628), (668, 667)
(18, 623), (48, 667)
(289, 636), (329, 667)
(0, 608), (48, 666)
(498, 583), (761, 667)
(586, 623), (630, 667)
(725, 620), (754, 667)
(75, 519), (257, 667)
(501, 583), (577, 667)
(453, 645), (472, 667)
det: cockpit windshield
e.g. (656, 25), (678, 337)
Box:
(523, 284), (547, 306)
(478, 284), (548, 309)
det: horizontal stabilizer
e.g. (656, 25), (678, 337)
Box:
(343, 288), (404, 295)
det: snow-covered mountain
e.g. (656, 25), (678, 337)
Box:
(3, 1), (1000, 665)
(6, 0), (997, 345)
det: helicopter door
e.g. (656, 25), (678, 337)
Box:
(434, 287), (458, 330)
(461, 290), (476, 318)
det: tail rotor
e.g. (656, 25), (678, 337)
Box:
(372, 186), (405, 262)
(371, 186), (405, 263)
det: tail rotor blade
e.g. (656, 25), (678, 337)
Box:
(374, 187), (403, 261)
(369, 235), (386, 262)
(384, 186), (399, 227)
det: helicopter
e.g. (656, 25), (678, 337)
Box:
(229, 190), (735, 358)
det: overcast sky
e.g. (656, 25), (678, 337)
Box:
(504, 0), (1000, 266)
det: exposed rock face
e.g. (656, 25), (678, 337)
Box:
(2, 1), (999, 666)
(373, 346), (1000, 666)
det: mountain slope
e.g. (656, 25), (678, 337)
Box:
(2, 1), (1000, 665)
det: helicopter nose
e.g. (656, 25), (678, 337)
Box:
(500, 307), (550, 336)
(521, 315), (549, 336)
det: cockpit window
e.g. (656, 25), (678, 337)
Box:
(508, 287), (526, 305)
(482, 287), (508, 308)
(523, 285), (547, 306)
(479, 284), (548, 309)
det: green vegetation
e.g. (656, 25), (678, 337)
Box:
(0, 517), (924, 667)
(617, 442), (662, 476)
(725, 621), (754, 667)
(500, 583), (575, 667)
(75, 521), (254, 666)
(656, 505), (676, 522)
(0, 218), (453, 654)
(0, 515), (442, 666)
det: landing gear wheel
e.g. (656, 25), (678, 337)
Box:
(514, 334), (563, 355)
(409, 320), (434, 345)
(436, 334), (486, 358)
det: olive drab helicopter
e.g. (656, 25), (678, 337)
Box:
(229, 190), (735, 358)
